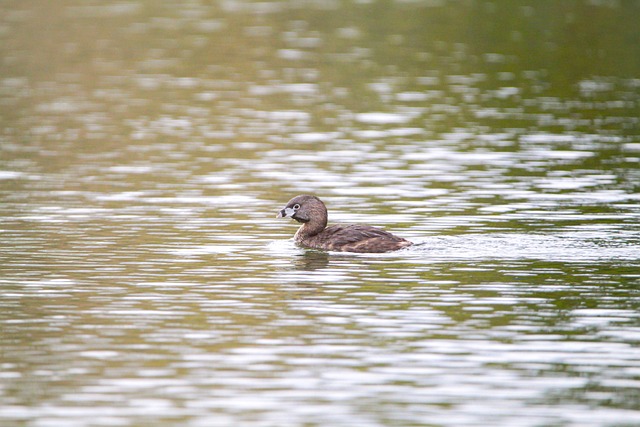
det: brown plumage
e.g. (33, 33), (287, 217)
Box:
(276, 195), (413, 253)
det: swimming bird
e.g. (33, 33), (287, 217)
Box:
(277, 194), (412, 253)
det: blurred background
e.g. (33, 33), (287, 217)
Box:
(1, 1), (639, 426)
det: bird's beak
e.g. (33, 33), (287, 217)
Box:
(276, 207), (295, 219)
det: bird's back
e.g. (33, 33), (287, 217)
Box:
(298, 224), (412, 253)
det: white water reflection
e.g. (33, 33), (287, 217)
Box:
(1, 0), (640, 426)
(410, 234), (639, 262)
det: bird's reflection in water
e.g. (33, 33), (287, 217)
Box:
(291, 250), (330, 271)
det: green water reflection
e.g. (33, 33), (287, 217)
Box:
(1, 1), (640, 426)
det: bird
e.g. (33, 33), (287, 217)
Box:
(277, 194), (413, 253)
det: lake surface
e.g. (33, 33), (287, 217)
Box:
(1, 1), (639, 426)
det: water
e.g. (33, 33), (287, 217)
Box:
(1, 1), (640, 426)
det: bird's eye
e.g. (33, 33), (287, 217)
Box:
(293, 204), (300, 210)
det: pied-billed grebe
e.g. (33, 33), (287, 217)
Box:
(276, 195), (413, 253)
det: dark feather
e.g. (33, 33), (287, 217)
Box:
(278, 195), (412, 253)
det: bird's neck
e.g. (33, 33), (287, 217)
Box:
(296, 216), (327, 238)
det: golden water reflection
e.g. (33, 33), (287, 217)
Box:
(1, 1), (640, 426)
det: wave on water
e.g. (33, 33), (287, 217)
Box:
(409, 233), (639, 262)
